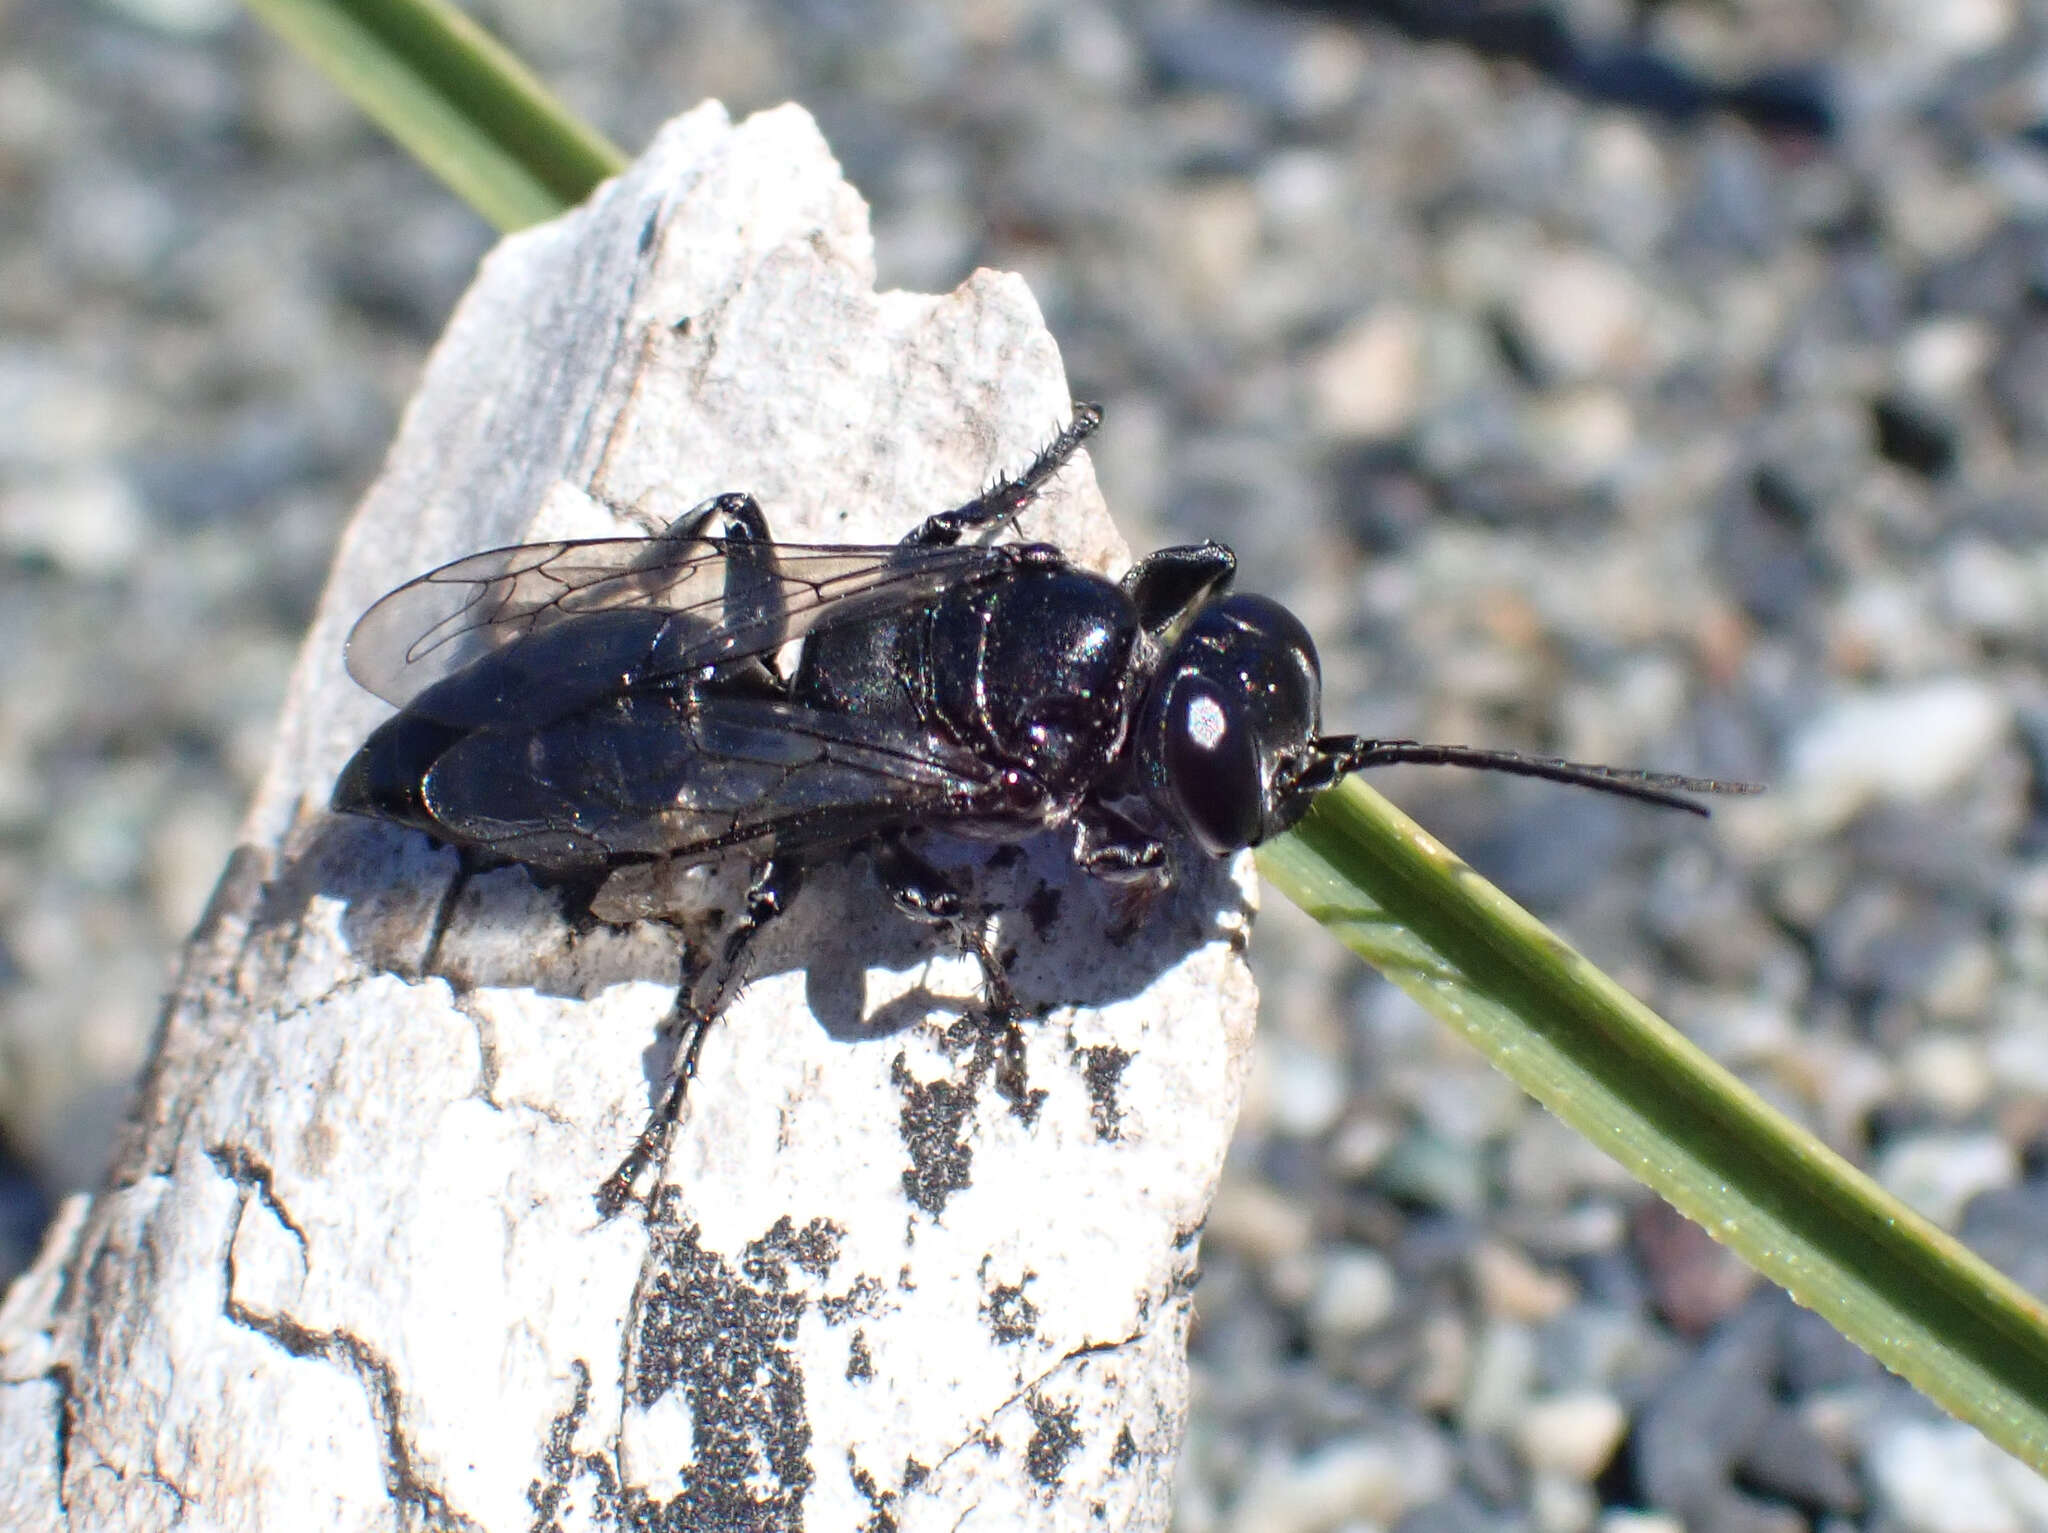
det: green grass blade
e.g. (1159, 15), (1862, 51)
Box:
(1258, 777), (2048, 1470)
(242, 0), (626, 230)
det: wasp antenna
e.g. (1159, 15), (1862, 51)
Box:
(1319, 738), (1763, 818)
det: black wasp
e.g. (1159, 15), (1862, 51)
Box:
(333, 404), (1755, 1212)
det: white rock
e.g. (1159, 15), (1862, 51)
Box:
(0, 103), (1260, 1533)
(1988, 1014), (2048, 1096)
(1896, 1036), (1992, 1119)
(1257, 148), (1344, 231)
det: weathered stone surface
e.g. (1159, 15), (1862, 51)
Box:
(0, 103), (1257, 1532)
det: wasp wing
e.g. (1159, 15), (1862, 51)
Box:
(413, 692), (1002, 873)
(344, 534), (1018, 725)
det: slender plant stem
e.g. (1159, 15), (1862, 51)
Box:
(242, 0), (625, 230)
(1260, 779), (2048, 1471)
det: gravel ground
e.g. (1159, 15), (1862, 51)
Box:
(6, 0), (2048, 1528)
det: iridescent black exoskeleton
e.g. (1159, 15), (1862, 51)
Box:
(333, 405), (1754, 1211)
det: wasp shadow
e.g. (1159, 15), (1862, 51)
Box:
(285, 812), (1248, 1094)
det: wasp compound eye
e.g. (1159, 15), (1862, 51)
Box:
(1164, 672), (1264, 855)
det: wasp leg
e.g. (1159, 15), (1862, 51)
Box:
(1073, 806), (1170, 888)
(637, 488), (776, 547)
(904, 403), (1103, 548)
(595, 854), (805, 1218)
(871, 836), (1034, 1109)
(634, 490), (792, 682)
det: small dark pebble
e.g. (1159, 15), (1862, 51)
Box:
(1871, 392), (1960, 476)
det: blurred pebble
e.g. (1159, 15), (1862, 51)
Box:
(1144, 9), (1365, 119)
(1863, 1417), (2048, 1533)
(1376, 1128), (1488, 1217)
(1736, 1407), (1863, 1515)
(1784, 678), (2011, 832)
(1882, 0), (2017, 72)
(1631, 1198), (1759, 1336)
(1530, 1470), (1598, 1533)
(1307, 1244), (1398, 1343)
(1461, 1320), (1538, 1436)
(145, 792), (243, 939)
(1986, 1016), (2048, 1096)
(1515, 1392), (1627, 1481)
(1939, 537), (2047, 641)
(0, 469), (146, 578)
(1262, 1033), (1348, 1140)
(1896, 1033), (1994, 1119)
(1505, 247), (1649, 384)
(1960, 1180), (2048, 1298)
(1632, 1300), (1787, 1531)
(1324, 1112), (1395, 1180)
(1874, 1130), (2017, 1226)
(1524, 386), (1634, 485)
(1308, 305), (1424, 440)
(1501, 1113), (1640, 1208)
(1470, 1240), (1575, 1323)
(1406, 1308), (1471, 1414)
(0, 350), (139, 468)
(97, 0), (238, 35)
(1894, 317), (1995, 401)
(1227, 1429), (1454, 1533)
(1206, 1174), (1316, 1264)
(1916, 938), (2000, 1023)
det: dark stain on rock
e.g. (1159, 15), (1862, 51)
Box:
(846, 1329), (874, 1382)
(979, 1269), (1039, 1345)
(1024, 1393), (1082, 1488)
(622, 1193), (837, 1530)
(848, 1452), (899, 1533)
(1077, 1044), (1130, 1141)
(1111, 1423), (1138, 1470)
(892, 1008), (1039, 1215)
(819, 1272), (885, 1326)
(892, 1050), (978, 1215)
(1023, 882), (1062, 940)
(527, 1360), (619, 1533)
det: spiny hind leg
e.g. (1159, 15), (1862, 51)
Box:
(904, 403), (1102, 548)
(596, 853), (805, 1217)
